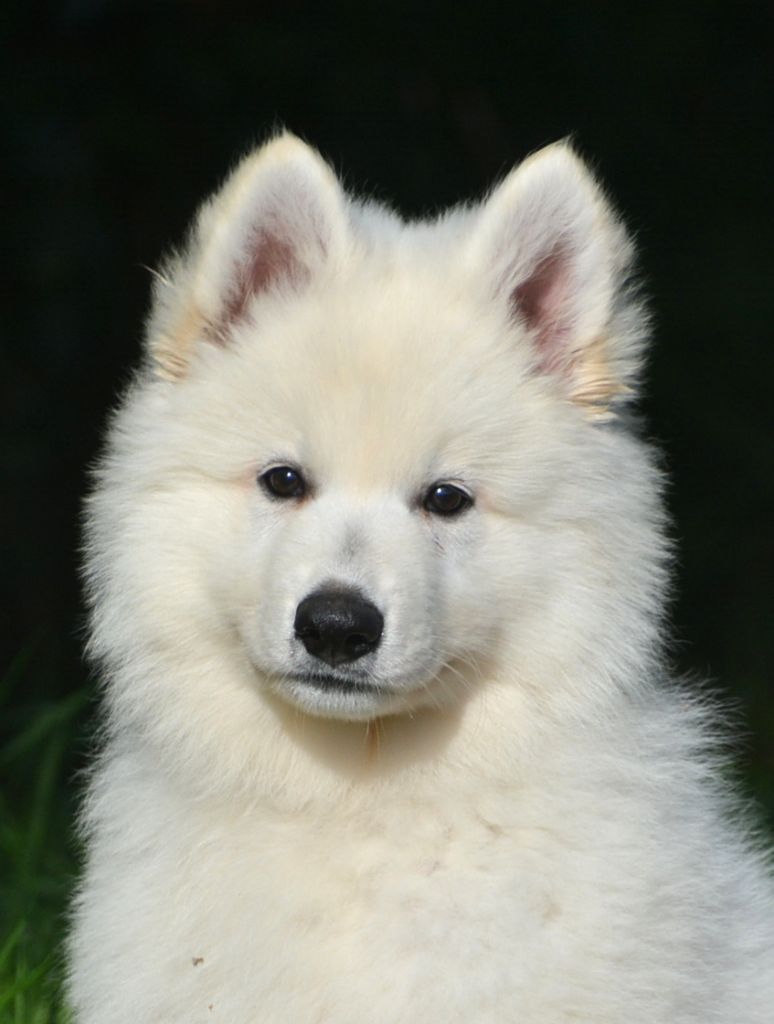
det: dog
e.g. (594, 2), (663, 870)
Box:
(67, 133), (774, 1022)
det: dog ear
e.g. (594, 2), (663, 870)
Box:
(147, 133), (346, 379)
(470, 143), (646, 419)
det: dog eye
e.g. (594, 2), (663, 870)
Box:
(260, 466), (306, 500)
(423, 482), (473, 517)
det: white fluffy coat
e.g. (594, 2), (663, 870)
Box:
(68, 134), (774, 1022)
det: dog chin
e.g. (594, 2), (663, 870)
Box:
(268, 671), (401, 721)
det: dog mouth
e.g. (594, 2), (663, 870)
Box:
(287, 672), (384, 696)
(264, 663), (453, 721)
(263, 669), (394, 721)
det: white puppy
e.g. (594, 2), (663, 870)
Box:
(68, 134), (774, 1022)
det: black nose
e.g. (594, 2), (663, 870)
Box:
(294, 588), (384, 668)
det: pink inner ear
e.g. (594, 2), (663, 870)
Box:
(512, 248), (573, 373)
(219, 228), (308, 333)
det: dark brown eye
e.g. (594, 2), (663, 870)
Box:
(423, 482), (473, 517)
(261, 466), (306, 500)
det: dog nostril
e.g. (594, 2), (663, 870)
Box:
(344, 632), (376, 659)
(294, 588), (384, 668)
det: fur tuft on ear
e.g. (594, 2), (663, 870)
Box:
(147, 133), (346, 379)
(470, 143), (647, 419)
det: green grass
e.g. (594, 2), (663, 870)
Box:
(0, 649), (89, 1023)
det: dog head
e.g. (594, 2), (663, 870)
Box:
(88, 135), (661, 738)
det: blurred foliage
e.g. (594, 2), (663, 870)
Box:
(0, 649), (86, 1020)
(1, 0), (772, 901)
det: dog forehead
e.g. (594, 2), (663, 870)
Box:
(183, 271), (540, 486)
(250, 274), (524, 406)
(279, 319), (517, 466)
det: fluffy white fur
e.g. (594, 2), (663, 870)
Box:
(68, 134), (774, 1022)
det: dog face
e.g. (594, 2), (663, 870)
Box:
(90, 135), (654, 729)
(193, 284), (546, 721)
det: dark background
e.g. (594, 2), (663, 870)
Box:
(3, 2), (773, 823)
